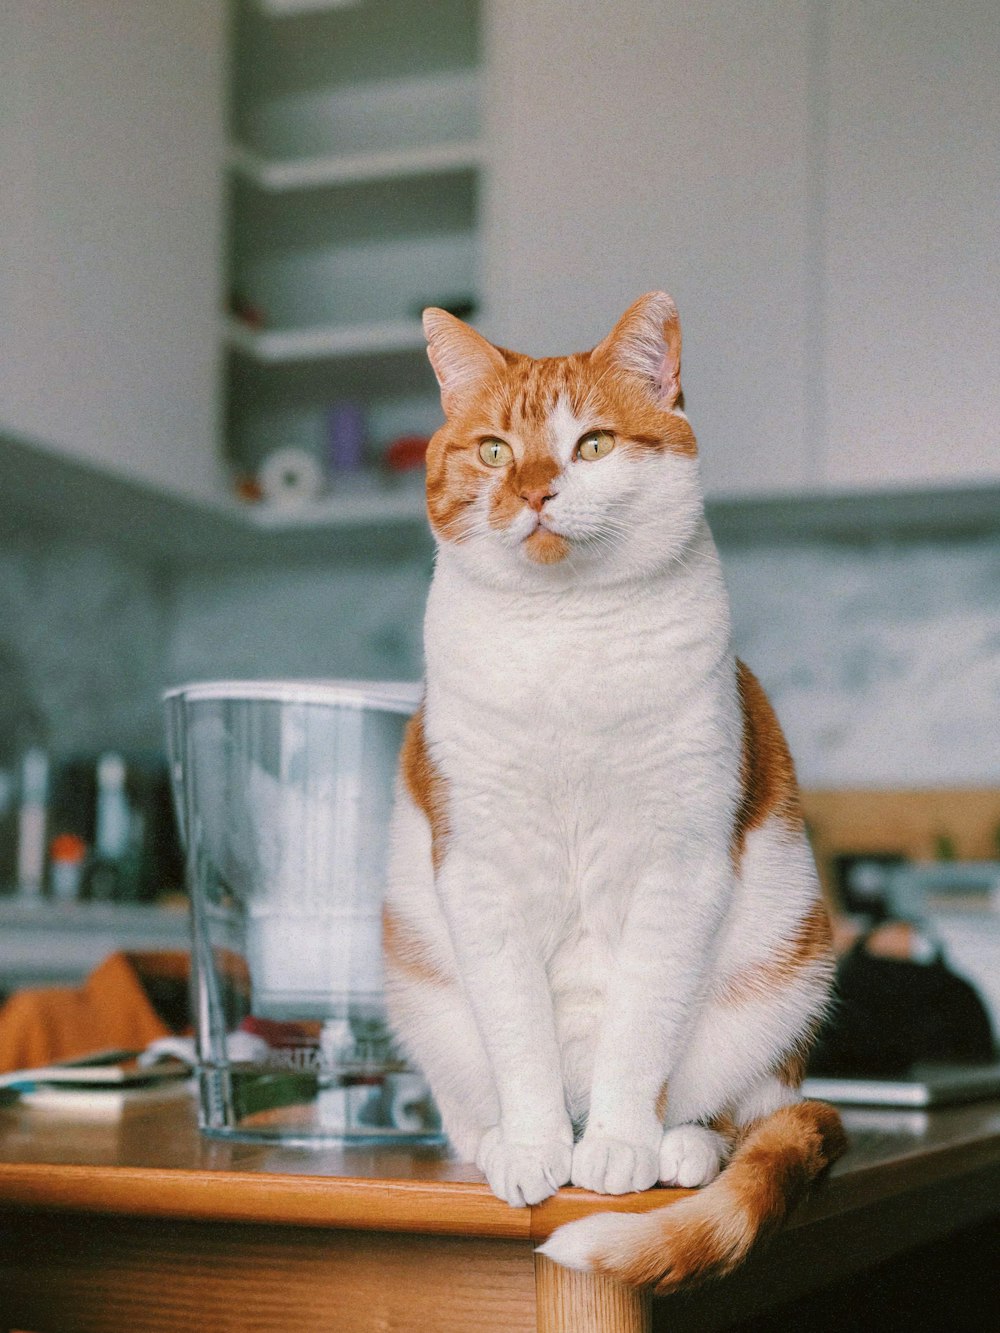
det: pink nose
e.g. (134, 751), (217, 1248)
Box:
(521, 486), (554, 512)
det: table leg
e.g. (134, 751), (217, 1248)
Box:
(534, 1253), (651, 1333)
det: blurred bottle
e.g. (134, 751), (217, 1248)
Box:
(0, 765), (15, 890)
(86, 752), (141, 901)
(49, 832), (87, 901)
(16, 747), (49, 899)
(48, 753), (183, 904)
(0, 643), (46, 894)
(325, 401), (365, 474)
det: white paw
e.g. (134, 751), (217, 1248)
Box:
(658, 1123), (725, 1188)
(571, 1134), (659, 1195)
(476, 1127), (572, 1207)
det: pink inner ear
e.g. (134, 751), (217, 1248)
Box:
(659, 349), (681, 406)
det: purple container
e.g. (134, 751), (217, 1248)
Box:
(325, 401), (366, 472)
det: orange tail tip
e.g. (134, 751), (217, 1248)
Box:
(538, 1101), (846, 1294)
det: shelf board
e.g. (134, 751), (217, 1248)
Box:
(225, 317), (429, 363)
(0, 898), (188, 933)
(243, 484), (427, 530)
(227, 139), (481, 192)
(0, 429), (433, 567)
(253, 0), (361, 15)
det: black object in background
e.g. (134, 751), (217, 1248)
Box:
(832, 853), (906, 923)
(809, 937), (996, 1078)
(48, 756), (183, 903)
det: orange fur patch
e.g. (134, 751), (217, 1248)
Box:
(400, 706), (450, 872)
(718, 898), (834, 1006)
(731, 659), (803, 866)
(775, 1046), (809, 1089)
(589, 1100), (846, 1293)
(706, 1111), (744, 1150)
(382, 904), (447, 988)
(655, 1080), (670, 1123)
(523, 529), (571, 564)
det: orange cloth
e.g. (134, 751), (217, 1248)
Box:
(0, 951), (175, 1074)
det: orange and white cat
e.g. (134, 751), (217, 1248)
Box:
(383, 293), (845, 1291)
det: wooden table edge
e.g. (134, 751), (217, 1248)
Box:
(0, 1160), (696, 1239)
(2, 1120), (999, 1243)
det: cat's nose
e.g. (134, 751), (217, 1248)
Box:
(520, 485), (555, 512)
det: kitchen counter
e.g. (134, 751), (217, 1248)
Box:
(1, 1095), (999, 1331)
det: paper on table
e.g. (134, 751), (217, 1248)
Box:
(0, 1048), (190, 1092)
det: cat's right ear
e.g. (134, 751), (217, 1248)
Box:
(592, 292), (683, 410)
(423, 309), (506, 415)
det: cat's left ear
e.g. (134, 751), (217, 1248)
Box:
(591, 292), (683, 410)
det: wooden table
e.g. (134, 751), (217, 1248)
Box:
(1, 1095), (999, 1332)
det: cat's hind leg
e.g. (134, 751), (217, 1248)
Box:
(383, 921), (498, 1162)
(383, 779), (498, 1163)
(661, 816), (834, 1131)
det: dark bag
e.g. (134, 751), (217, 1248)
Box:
(808, 937), (996, 1077)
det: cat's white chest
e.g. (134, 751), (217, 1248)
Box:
(423, 553), (738, 930)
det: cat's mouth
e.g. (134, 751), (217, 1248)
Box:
(522, 517), (570, 565)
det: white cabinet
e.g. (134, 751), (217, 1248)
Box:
(482, 0), (999, 500)
(482, 1), (817, 499)
(821, 0), (1000, 490)
(0, 1), (227, 503)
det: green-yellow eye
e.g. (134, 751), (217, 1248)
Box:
(479, 438), (514, 467)
(576, 430), (615, 461)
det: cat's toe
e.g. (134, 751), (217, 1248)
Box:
(571, 1135), (659, 1195)
(476, 1128), (572, 1207)
(658, 1124), (726, 1188)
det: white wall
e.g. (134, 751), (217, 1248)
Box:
(483, 0), (815, 498)
(822, 0), (1000, 489)
(482, 0), (1000, 496)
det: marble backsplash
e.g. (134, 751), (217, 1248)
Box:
(725, 537), (1000, 786)
(2, 526), (998, 787)
(0, 531), (169, 759)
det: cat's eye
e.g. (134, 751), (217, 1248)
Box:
(576, 430), (615, 461)
(479, 438), (514, 467)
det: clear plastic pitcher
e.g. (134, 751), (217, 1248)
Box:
(164, 680), (442, 1146)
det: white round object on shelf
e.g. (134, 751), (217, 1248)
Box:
(257, 447), (324, 509)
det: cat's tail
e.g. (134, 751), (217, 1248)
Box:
(537, 1100), (846, 1294)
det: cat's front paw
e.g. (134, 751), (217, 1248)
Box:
(476, 1127), (573, 1207)
(570, 1133), (659, 1195)
(658, 1123), (726, 1187)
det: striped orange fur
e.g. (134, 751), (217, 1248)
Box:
(585, 1102), (846, 1293)
(400, 706), (450, 871)
(731, 658), (803, 863)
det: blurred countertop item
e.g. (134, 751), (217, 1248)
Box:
(0, 950), (184, 1075)
(0, 899), (189, 993)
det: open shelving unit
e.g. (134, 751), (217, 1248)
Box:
(225, 0), (483, 492)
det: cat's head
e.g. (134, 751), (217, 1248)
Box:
(422, 292), (704, 586)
